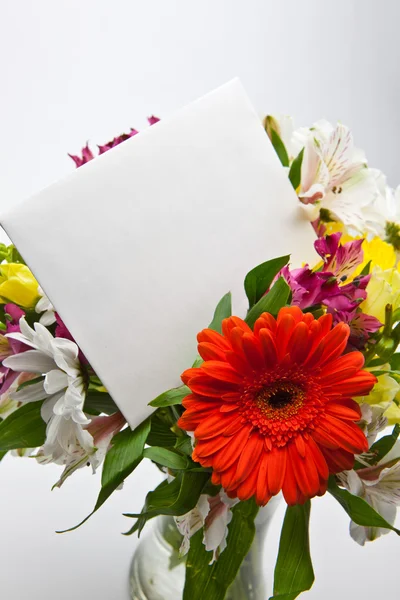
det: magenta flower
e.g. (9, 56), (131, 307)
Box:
(69, 116), (160, 168)
(279, 233), (380, 349)
(0, 304), (29, 394)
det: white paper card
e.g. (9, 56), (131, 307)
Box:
(1, 79), (315, 429)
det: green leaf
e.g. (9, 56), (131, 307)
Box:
(149, 385), (190, 408)
(366, 424), (400, 465)
(146, 413), (177, 447)
(0, 401), (46, 451)
(143, 446), (189, 470)
(83, 390), (119, 415)
(123, 471), (210, 535)
(208, 292), (232, 333)
(244, 255), (290, 308)
(288, 148), (304, 191)
(175, 434), (194, 456)
(270, 128), (290, 167)
(328, 476), (400, 535)
(0, 450), (7, 462)
(58, 417), (151, 533)
(270, 502), (314, 600)
(390, 353), (400, 370)
(245, 277), (290, 329)
(360, 260), (371, 276)
(182, 498), (259, 600)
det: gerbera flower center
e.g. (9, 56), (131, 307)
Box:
(254, 381), (305, 420)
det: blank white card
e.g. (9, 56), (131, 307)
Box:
(1, 79), (315, 428)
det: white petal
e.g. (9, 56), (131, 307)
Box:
(6, 331), (37, 349)
(39, 310), (56, 326)
(3, 350), (56, 374)
(11, 381), (48, 403)
(19, 317), (35, 343)
(41, 395), (60, 422)
(44, 369), (68, 394)
(51, 338), (79, 375)
(33, 322), (55, 355)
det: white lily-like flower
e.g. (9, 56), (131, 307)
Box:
(175, 491), (239, 563)
(358, 403), (388, 447)
(297, 120), (385, 237)
(3, 318), (92, 463)
(35, 286), (56, 326)
(338, 441), (400, 545)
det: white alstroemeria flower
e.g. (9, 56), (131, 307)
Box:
(3, 318), (92, 463)
(47, 411), (126, 488)
(35, 286), (56, 326)
(358, 404), (388, 447)
(297, 120), (385, 237)
(175, 491), (239, 563)
(338, 441), (400, 545)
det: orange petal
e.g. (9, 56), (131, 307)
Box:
(267, 446), (287, 495)
(281, 452), (298, 506)
(242, 334), (265, 370)
(326, 371), (377, 397)
(256, 452), (270, 505)
(198, 342), (226, 361)
(258, 328), (278, 367)
(276, 314), (296, 361)
(288, 322), (310, 365)
(201, 361), (243, 384)
(277, 306), (303, 324)
(197, 329), (231, 350)
(232, 434), (264, 485)
(325, 398), (362, 421)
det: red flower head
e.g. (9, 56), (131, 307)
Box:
(178, 307), (377, 506)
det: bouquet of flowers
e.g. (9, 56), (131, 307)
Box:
(1, 113), (400, 600)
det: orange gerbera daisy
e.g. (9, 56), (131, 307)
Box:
(177, 307), (377, 506)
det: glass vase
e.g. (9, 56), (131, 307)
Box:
(129, 495), (281, 600)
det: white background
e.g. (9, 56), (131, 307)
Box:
(0, 1), (399, 599)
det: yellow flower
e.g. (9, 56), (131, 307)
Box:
(384, 400), (400, 426)
(356, 367), (400, 425)
(0, 263), (39, 308)
(360, 265), (400, 324)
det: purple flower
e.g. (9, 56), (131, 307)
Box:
(315, 232), (364, 280)
(330, 308), (382, 350)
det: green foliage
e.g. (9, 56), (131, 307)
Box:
(270, 129), (290, 167)
(146, 411), (178, 447)
(182, 498), (259, 600)
(0, 401), (46, 451)
(288, 148), (304, 191)
(244, 255), (290, 309)
(124, 471), (210, 536)
(365, 424), (400, 466)
(208, 292), (232, 333)
(0, 244), (25, 264)
(328, 476), (400, 535)
(245, 277), (290, 328)
(149, 385), (190, 408)
(58, 417), (151, 533)
(270, 502), (314, 600)
(83, 390), (119, 415)
(143, 446), (189, 470)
